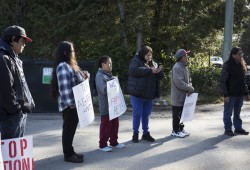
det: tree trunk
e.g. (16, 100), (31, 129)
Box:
(136, 23), (143, 51)
(150, 0), (163, 59)
(118, 0), (128, 50)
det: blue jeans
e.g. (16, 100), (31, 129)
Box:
(0, 113), (27, 140)
(130, 96), (152, 135)
(223, 96), (243, 131)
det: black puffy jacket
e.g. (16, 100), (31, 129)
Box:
(126, 54), (164, 99)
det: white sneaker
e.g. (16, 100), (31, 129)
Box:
(171, 131), (186, 138)
(110, 143), (125, 148)
(182, 130), (190, 136)
(99, 146), (112, 152)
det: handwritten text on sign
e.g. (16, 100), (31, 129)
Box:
(107, 78), (127, 120)
(73, 80), (95, 128)
(1, 136), (33, 170)
(180, 93), (198, 123)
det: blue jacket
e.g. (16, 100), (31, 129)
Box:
(126, 54), (164, 99)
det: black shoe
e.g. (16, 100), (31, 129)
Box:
(74, 152), (84, 159)
(142, 132), (155, 142)
(64, 154), (84, 163)
(132, 133), (139, 143)
(224, 130), (235, 136)
(234, 129), (249, 135)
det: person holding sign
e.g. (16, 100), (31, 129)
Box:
(95, 56), (125, 152)
(0, 25), (35, 140)
(171, 49), (194, 138)
(221, 47), (250, 136)
(127, 46), (164, 143)
(51, 41), (89, 163)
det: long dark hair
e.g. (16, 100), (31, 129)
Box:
(51, 41), (81, 100)
(229, 47), (247, 74)
(137, 46), (153, 63)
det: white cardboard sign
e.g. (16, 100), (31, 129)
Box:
(107, 78), (127, 120)
(73, 80), (95, 128)
(1, 136), (33, 170)
(180, 93), (198, 122)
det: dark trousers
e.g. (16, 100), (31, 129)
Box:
(99, 114), (119, 148)
(172, 106), (184, 133)
(62, 107), (79, 157)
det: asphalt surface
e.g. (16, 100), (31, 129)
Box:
(25, 102), (250, 170)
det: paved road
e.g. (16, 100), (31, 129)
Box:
(25, 102), (250, 170)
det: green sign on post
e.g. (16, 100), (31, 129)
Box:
(42, 67), (53, 84)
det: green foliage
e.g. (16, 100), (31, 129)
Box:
(0, 0), (249, 100)
(190, 66), (222, 97)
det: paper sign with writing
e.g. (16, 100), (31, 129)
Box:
(1, 136), (34, 170)
(180, 93), (198, 123)
(107, 78), (127, 120)
(73, 80), (95, 128)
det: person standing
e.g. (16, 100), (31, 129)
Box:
(0, 25), (35, 140)
(127, 46), (164, 143)
(221, 47), (250, 136)
(51, 41), (89, 163)
(95, 56), (125, 152)
(171, 49), (194, 138)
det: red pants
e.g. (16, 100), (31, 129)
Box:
(99, 114), (119, 148)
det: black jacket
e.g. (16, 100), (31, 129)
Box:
(126, 54), (164, 99)
(0, 39), (34, 121)
(221, 59), (248, 97)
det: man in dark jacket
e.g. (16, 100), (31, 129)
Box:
(127, 46), (164, 143)
(0, 25), (35, 139)
(221, 47), (249, 136)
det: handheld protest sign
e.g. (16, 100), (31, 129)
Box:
(73, 80), (95, 128)
(180, 93), (198, 123)
(1, 136), (34, 170)
(107, 77), (127, 120)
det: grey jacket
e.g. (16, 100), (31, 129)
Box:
(95, 68), (114, 116)
(171, 62), (194, 106)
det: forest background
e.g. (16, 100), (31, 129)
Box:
(1, 0), (250, 103)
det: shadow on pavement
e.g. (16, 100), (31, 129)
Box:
(125, 134), (230, 170)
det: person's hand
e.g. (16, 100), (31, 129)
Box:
(224, 97), (229, 103)
(83, 70), (90, 80)
(157, 66), (163, 72)
(187, 92), (193, 96)
(151, 68), (159, 74)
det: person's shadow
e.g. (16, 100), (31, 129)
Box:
(125, 134), (230, 170)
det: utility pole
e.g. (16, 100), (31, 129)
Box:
(222, 0), (234, 62)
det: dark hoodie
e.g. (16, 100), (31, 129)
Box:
(0, 39), (35, 121)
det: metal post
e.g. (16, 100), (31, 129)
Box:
(222, 0), (234, 62)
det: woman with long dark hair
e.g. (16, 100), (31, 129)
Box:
(221, 47), (250, 136)
(51, 41), (89, 163)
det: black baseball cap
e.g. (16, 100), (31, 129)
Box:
(3, 25), (32, 42)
